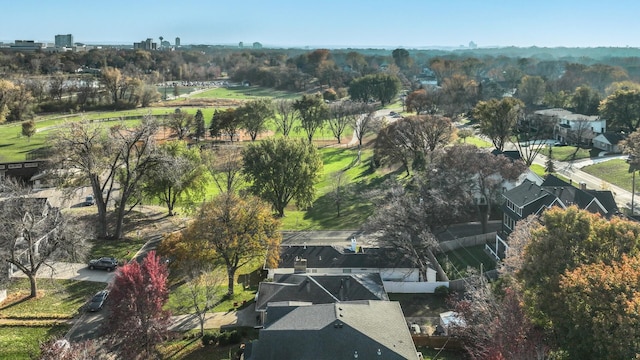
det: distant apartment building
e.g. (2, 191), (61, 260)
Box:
(133, 38), (156, 50)
(55, 34), (74, 47)
(10, 40), (46, 52)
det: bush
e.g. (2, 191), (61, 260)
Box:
(201, 330), (219, 346)
(218, 330), (241, 346)
(434, 285), (450, 297)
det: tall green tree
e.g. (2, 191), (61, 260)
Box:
(211, 108), (240, 142)
(242, 138), (323, 217)
(516, 75), (545, 107)
(570, 85), (601, 115)
(237, 98), (274, 141)
(392, 48), (412, 70)
(194, 109), (206, 141)
(474, 97), (524, 152)
(348, 73), (401, 106)
(179, 193), (281, 295)
(598, 88), (640, 132)
(293, 94), (328, 143)
(141, 140), (209, 216)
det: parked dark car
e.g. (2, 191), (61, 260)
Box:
(87, 290), (109, 312)
(84, 195), (95, 206)
(88, 257), (118, 271)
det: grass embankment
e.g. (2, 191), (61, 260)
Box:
(0, 279), (105, 359)
(581, 158), (633, 192)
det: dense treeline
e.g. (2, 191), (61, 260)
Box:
(2, 45), (640, 124)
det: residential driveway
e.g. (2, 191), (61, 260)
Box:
(11, 261), (115, 283)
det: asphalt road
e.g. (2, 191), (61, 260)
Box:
(532, 153), (632, 211)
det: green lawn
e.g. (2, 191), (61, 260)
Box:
(279, 147), (385, 230)
(88, 236), (149, 263)
(166, 283), (256, 316)
(190, 86), (300, 100)
(530, 163), (546, 177)
(581, 158), (634, 192)
(436, 245), (497, 280)
(1, 278), (105, 319)
(463, 136), (492, 148)
(0, 325), (69, 360)
(542, 146), (594, 161)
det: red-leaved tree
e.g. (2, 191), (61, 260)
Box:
(105, 251), (171, 359)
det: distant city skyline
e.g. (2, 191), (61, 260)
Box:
(3, 0), (639, 49)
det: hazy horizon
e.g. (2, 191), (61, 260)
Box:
(3, 0), (639, 49)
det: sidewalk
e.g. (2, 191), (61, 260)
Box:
(169, 303), (258, 332)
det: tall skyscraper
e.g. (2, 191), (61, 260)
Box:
(175, 37), (180, 47)
(55, 34), (73, 47)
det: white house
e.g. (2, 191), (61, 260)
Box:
(269, 243), (436, 283)
(534, 108), (606, 145)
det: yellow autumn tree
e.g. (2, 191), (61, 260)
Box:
(176, 193), (281, 295)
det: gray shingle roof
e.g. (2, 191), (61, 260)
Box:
(256, 273), (388, 311)
(245, 301), (418, 360)
(278, 245), (415, 269)
(503, 175), (618, 216)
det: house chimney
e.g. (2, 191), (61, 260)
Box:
(294, 258), (307, 273)
(579, 182), (587, 190)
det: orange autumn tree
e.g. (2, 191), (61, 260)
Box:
(558, 254), (640, 359)
(518, 206), (640, 358)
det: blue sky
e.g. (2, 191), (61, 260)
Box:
(2, 0), (638, 48)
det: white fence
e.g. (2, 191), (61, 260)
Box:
(436, 232), (497, 253)
(383, 280), (449, 293)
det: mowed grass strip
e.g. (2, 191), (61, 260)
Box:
(0, 325), (70, 360)
(190, 85), (300, 100)
(1, 278), (105, 319)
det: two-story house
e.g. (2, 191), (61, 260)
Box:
(491, 175), (618, 259)
(534, 108), (606, 146)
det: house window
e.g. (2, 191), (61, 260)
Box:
(342, 269), (352, 274)
(504, 213), (516, 230)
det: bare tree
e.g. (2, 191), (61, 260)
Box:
(185, 269), (224, 337)
(203, 145), (244, 194)
(327, 102), (350, 144)
(452, 272), (551, 360)
(350, 103), (378, 148)
(0, 180), (89, 298)
(329, 171), (353, 217)
(49, 116), (160, 239)
(274, 99), (296, 137)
